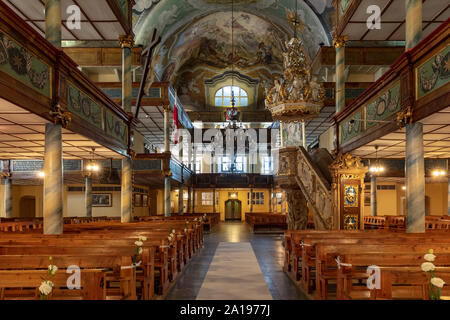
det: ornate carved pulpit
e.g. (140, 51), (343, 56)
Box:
(329, 153), (368, 230)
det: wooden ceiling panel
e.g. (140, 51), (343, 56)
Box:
(8, 0), (44, 20)
(364, 23), (402, 41)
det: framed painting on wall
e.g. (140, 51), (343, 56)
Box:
(142, 195), (148, 207)
(92, 193), (112, 207)
(134, 194), (142, 207)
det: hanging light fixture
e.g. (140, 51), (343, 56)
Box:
(369, 145), (385, 174)
(225, 0), (240, 130)
(83, 147), (100, 177)
(265, 0), (325, 122)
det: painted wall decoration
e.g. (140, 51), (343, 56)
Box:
(105, 110), (128, 144)
(339, 0), (352, 15)
(67, 83), (103, 129)
(0, 31), (51, 97)
(282, 122), (303, 147)
(417, 45), (450, 100)
(344, 185), (358, 207)
(343, 213), (358, 230)
(366, 81), (401, 129)
(132, 0), (330, 112)
(340, 110), (362, 144)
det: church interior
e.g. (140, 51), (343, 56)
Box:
(0, 0), (448, 302)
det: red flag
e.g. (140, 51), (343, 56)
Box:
(173, 103), (179, 145)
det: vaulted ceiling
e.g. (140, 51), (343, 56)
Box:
(132, 0), (334, 113)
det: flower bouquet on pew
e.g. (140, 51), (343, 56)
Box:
(39, 257), (57, 300)
(168, 229), (176, 243)
(184, 220), (189, 233)
(133, 236), (147, 265)
(421, 249), (446, 300)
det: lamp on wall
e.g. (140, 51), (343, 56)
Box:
(369, 145), (384, 174)
(432, 169), (447, 177)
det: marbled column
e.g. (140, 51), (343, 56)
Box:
(121, 157), (132, 223)
(43, 124), (63, 235)
(164, 176), (171, 217)
(302, 121), (306, 148)
(405, 122), (425, 233)
(187, 186), (192, 214)
(4, 178), (12, 218)
(370, 176), (377, 216)
(447, 159), (450, 216)
(269, 188), (272, 213)
(213, 188), (216, 213)
(119, 35), (134, 113)
(405, 0), (422, 50)
(192, 188), (196, 213)
(249, 188), (253, 212)
(45, 0), (61, 48)
(85, 176), (92, 218)
(178, 188), (183, 215)
(335, 44), (345, 113)
(164, 106), (170, 152)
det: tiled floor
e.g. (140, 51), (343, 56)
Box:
(165, 222), (307, 300)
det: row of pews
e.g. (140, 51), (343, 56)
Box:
(136, 212), (220, 231)
(245, 212), (287, 233)
(284, 227), (450, 300)
(364, 215), (450, 230)
(0, 217), (205, 300)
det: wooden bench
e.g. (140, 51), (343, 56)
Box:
(0, 269), (106, 300)
(245, 212), (287, 233)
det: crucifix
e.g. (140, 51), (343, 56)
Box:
(134, 28), (162, 119)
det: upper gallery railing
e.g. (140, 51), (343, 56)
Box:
(332, 19), (449, 154)
(0, 2), (132, 156)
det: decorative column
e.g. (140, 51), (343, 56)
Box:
(370, 176), (377, 216)
(121, 157), (132, 223)
(43, 124), (63, 234)
(302, 120), (306, 148)
(164, 105), (171, 153)
(45, 0), (61, 48)
(85, 176), (92, 217)
(249, 188), (253, 212)
(405, 0), (423, 50)
(405, 122), (425, 233)
(119, 35), (134, 113)
(192, 188), (196, 213)
(333, 34), (348, 113)
(269, 187), (272, 213)
(164, 176), (171, 217)
(187, 186), (192, 214)
(213, 188), (216, 213)
(448, 159), (450, 216)
(4, 176), (12, 218)
(178, 188), (183, 215)
(285, 189), (308, 230)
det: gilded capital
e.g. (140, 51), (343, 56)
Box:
(163, 105), (171, 112)
(118, 34), (135, 49)
(333, 33), (348, 49)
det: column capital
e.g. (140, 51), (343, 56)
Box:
(333, 33), (348, 49)
(118, 34), (135, 49)
(163, 105), (171, 112)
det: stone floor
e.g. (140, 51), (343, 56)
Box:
(165, 222), (307, 300)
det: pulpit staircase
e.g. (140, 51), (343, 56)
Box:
(295, 147), (334, 230)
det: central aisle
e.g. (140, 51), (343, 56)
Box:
(196, 242), (273, 300)
(165, 222), (307, 300)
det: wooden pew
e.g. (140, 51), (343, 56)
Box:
(245, 212), (287, 233)
(0, 269), (106, 300)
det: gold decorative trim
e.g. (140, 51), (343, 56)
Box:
(333, 33), (348, 49)
(396, 106), (413, 127)
(118, 34), (135, 49)
(50, 105), (72, 128)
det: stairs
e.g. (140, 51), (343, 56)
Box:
(294, 147), (334, 230)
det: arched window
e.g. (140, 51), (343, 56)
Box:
(215, 86), (248, 107)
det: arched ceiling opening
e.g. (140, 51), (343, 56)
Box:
(132, 0), (334, 112)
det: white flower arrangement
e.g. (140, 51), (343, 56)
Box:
(422, 249), (445, 300)
(133, 237), (146, 265)
(39, 257), (56, 300)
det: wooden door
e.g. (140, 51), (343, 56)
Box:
(225, 200), (242, 221)
(19, 196), (36, 218)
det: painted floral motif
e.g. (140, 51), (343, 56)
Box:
(0, 32), (49, 92)
(344, 185), (358, 207)
(418, 47), (450, 98)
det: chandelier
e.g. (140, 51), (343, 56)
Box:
(265, 1), (325, 122)
(369, 145), (384, 174)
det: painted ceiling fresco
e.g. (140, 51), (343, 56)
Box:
(131, 0), (333, 112)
